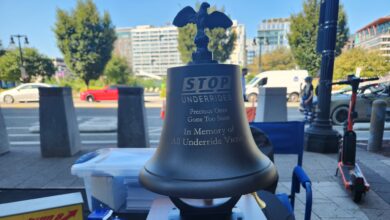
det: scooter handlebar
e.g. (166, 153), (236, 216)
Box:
(332, 80), (349, 85)
(332, 76), (379, 85)
(360, 77), (379, 82)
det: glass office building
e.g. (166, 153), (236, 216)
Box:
(257, 18), (290, 54)
(114, 25), (183, 76)
(349, 16), (390, 58)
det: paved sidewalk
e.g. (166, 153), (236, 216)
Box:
(0, 144), (389, 219)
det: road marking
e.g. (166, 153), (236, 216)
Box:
(4, 116), (38, 119)
(4, 115), (161, 120)
(9, 132), (161, 137)
(10, 141), (40, 145)
(9, 133), (117, 137)
(7, 127), (30, 130)
(10, 139), (160, 145)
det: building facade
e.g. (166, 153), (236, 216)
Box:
(348, 16), (390, 58)
(114, 21), (249, 75)
(257, 18), (290, 54)
(246, 38), (258, 65)
(226, 20), (247, 67)
(113, 25), (183, 76)
(52, 58), (71, 78)
(113, 28), (133, 68)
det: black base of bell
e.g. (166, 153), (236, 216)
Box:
(168, 197), (243, 220)
(168, 207), (243, 220)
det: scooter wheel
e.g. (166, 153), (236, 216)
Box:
(353, 189), (363, 203)
(352, 177), (365, 203)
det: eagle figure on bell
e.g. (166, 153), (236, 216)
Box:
(173, 2), (233, 64)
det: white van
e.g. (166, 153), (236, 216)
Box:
(245, 70), (309, 102)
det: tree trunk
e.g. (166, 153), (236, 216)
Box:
(84, 79), (89, 89)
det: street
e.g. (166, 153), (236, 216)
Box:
(3, 107), (388, 150)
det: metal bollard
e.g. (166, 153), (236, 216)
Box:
(39, 87), (81, 157)
(0, 107), (10, 155)
(368, 100), (387, 152)
(117, 87), (150, 148)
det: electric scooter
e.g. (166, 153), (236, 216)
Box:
(334, 74), (379, 203)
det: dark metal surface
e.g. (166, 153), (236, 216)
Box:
(139, 64), (278, 199)
(305, 0), (341, 153)
(169, 196), (241, 219)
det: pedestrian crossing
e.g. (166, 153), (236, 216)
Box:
(7, 126), (162, 148)
(3, 108), (388, 149)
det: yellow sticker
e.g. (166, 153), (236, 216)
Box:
(1, 204), (83, 220)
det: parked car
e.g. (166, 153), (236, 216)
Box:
(80, 85), (126, 102)
(329, 82), (390, 125)
(300, 82), (390, 125)
(245, 70), (309, 102)
(0, 83), (53, 103)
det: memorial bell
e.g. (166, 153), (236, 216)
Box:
(139, 2), (278, 218)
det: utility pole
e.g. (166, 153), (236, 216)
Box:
(304, 0), (340, 153)
(253, 37), (267, 73)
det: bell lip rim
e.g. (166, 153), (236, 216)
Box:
(141, 160), (274, 182)
(138, 162), (278, 199)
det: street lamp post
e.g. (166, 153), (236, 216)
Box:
(10, 34), (29, 82)
(253, 37), (267, 73)
(304, 0), (340, 153)
(258, 38), (262, 73)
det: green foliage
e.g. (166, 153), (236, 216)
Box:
(334, 48), (390, 80)
(0, 48), (55, 82)
(177, 4), (236, 63)
(0, 51), (19, 81)
(0, 40), (5, 57)
(177, 24), (197, 64)
(207, 28), (236, 63)
(288, 0), (349, 76)
(336, 5), (349, 56)
(48, 75), (161, 94)
(54, 0), (116, 86)
(104, 56), (132, 84)
(248, 47), (297, 74)
(246, 73), (256, 83)
(127, 77), (160, 88)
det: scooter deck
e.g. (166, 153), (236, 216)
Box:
(337, 162), (370, 191)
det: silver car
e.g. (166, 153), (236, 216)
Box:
(0, 83), (52, 103)
(330, 82), (390, 125)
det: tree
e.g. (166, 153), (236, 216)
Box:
(0, 40), (5, 57)
(103, 56), (132, 84)
(177, 4), (236, 63)
(0, 48), (55, 82)
(334, 48), (390, 80)
(248, 47), (297, 74)
(54, 0), (116, 87)
(288, 0), (349, 76)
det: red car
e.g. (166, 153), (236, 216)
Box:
(80, 85), (122, 102)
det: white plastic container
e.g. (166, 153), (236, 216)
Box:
(71, 148), (159, 212)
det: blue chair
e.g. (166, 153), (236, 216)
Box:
(250, 121), (312, 220)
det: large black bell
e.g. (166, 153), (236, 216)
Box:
(139, 63), (278, 199)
